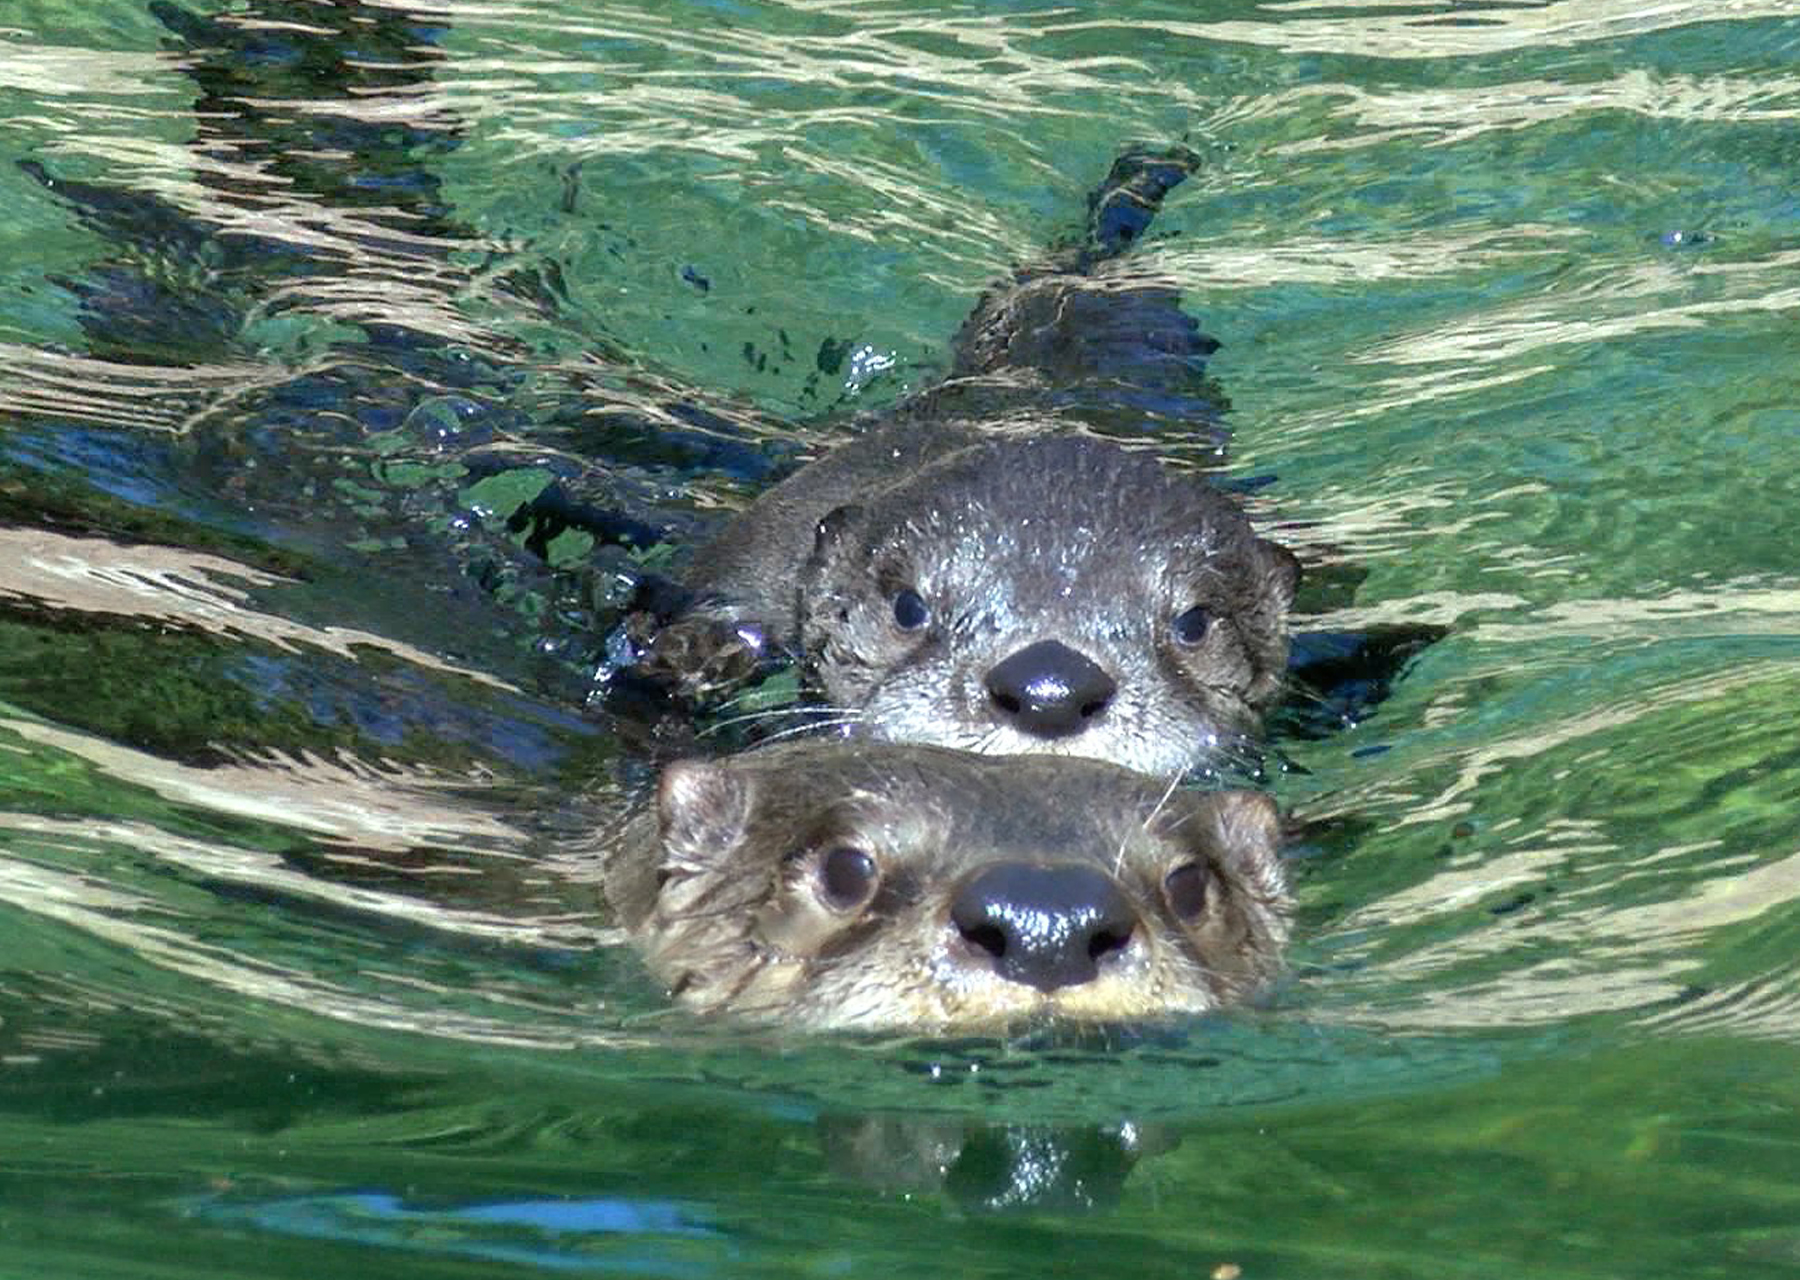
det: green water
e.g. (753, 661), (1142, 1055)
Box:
(3, 0), (1800, 1275)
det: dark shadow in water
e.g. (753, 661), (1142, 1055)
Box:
(175, 1118), (1161, 1258)
(14, 0), (785, 698)
(818, 1113), (1171, 1213)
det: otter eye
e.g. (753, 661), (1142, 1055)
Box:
(1164, 861), (1211, 922)
(1171, 604), (1212, 647)
(891, 587), (930, 632)
(818, 846), (879, 911)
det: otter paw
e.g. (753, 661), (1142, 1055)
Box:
(631, 614), (771, 704)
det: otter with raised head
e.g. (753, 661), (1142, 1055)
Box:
(606, 740), (1289, 1031)
(631, 148), (1300, 777)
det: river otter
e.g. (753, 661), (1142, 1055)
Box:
(605, 739), (1289, 1031)
(629, 149), (1301, 777)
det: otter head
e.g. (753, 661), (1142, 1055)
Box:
(609, 741), (1289, 1031)
(796, 436), (1299, 777)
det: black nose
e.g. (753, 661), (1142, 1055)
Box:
(951, 863), (1138, 992)
(985, 640), (1116, 739)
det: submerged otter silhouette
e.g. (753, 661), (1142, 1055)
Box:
(631, 148), (1300, 778)
(608, 740), (1289, 1030)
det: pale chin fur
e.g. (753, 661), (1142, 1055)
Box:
(857, 697), (1237, 778)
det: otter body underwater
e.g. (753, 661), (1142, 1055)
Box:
(608, 740), (1289, 1031)
(629, 148), (1300, 779)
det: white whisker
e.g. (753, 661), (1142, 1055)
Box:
(755, 715), (867, 746)
(697, 703), (865, 737)
(1122, 765), (1187, 877)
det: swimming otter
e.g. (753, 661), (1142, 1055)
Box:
(630, 149), (1300, 777)
(606, 740), (1289, 1031)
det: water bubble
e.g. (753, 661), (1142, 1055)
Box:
(844, 343), (897, 394)
(401, 395), (494, 449)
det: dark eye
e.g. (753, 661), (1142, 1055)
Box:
(1171, 604), (1211, 647)
(891, 587), (930, 632)
(818, 846), (879, 911)
(1164, 861), (1211, 922)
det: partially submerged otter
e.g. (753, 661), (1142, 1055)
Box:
(21, 16), (1317, 1041)
(653, 427), (1297, 775)
(632, 149), (1300, 777)
(606, 740), (1289, 1031)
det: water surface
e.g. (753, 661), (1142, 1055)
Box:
(3, 1), (1800, 1275)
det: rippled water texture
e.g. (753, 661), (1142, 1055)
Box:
(3, 1), (1800, 1275)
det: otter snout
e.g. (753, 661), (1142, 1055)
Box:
(950, 862), (1138, 992)
(984, 639), (1116, 740)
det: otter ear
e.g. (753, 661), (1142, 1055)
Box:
(657, 759), (754, 865)
(1256, 538), (1302, 610)
(1199, 790), (1288, 903)
(1206, 789), (1281, 847)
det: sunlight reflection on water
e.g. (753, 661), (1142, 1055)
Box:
(1, 0), (1799, 1267)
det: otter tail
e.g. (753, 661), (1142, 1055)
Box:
(1078, 143), (1204, 270)
(938, 143), (1226, 445)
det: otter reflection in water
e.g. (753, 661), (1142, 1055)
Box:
(606, 740), (1289, 1030)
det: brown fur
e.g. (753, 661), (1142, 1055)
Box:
(606, 740), (1289, 1031)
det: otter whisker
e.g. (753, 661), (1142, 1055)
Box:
(1154, 800), (1219, 841)
(698, 703), (864, 736)
(1122, 765), (1188, 877)
(754, 715), (867, 746)
(695, 711), (802, 738)
(701, 689), (841, 718)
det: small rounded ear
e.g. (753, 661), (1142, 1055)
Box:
(1206, 789), (1281, 850)
(1257, 538), (1302, 610)
(812, 503), (864, 559)
(657, 758), (754, 862)
(1200, 789), (1288, 903)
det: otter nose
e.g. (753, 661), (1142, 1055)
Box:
(951, 863), (1138, 992)
(985, 640), (1116, 739)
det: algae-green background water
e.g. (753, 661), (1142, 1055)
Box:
(2, 1), (1800, 1275)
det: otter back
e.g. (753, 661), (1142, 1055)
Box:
(627, 146), (1300, 776)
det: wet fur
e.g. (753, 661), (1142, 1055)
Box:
(606, 740), (1290, 1031)
(631, 148), (1302, 776)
